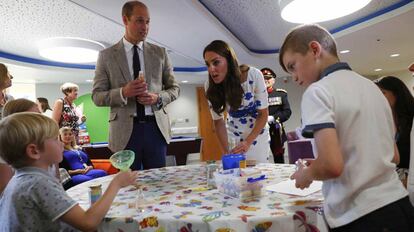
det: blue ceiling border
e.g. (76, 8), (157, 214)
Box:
(199, 0), (413, 54)
(0, 50), (207, 72)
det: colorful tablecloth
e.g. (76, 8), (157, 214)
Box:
(67, 163), (327, 232)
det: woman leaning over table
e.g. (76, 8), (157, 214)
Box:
(203, 40), (270, 163)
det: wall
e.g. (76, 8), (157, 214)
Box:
(35, 83), (92, 107)
(166, 84), (200, 136)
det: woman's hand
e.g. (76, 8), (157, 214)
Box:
(83, 166), (93, 174)
(230, 140), (251, 154)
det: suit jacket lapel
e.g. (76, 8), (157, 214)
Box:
(113, 40), (132, 82)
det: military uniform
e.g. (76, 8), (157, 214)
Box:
(268, 88), (291, 163)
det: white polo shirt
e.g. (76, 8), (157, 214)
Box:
(301, 62), (407, 228)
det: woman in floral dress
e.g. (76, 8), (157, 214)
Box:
(203, 40), (270, 163)
(52, 82), (85, 140)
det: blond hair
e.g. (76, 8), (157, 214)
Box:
(0, 113), (59, 168)
(2, 98), (37, 117)
(279, 24), (338, 72)
(60, 82), (79, 96)
(59, 126), (79, 150)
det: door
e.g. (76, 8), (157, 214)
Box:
(197, 87), (225, 161)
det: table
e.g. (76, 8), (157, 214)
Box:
(82, 137), (202, 165)
(67, 163), (328, 232)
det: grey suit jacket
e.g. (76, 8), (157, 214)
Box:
(92, 40), (180, 152)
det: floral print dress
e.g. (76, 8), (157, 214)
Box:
(207, 67), (270, 163)
(59, 98), (80, 138)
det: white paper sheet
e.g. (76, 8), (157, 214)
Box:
(266, 179), (322, 196)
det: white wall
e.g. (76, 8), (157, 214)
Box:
(166, 84), (200, 136)
(35, 83), (93, 108)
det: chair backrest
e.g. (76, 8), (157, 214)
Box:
(287, 139), (314, 164)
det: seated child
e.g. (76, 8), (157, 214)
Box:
(1, 98), (43, 194)
(0, 113), (138, 231)
(59, 126), (107, 186)
(280, 24), (414, 231)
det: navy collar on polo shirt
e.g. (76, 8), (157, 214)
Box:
(319, 62), (352, 80)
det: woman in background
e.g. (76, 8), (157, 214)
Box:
(37, 97), (53, 117)
(376, 76), (414, 185)
(59, 127), (107, 186)
(0, 63), (15, 194)
(203, 40), (270, 163)
(0, 63), (14, 119)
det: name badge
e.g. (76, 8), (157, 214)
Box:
(269, 97), (282, 106)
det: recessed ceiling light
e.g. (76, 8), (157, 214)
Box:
(340, 50), (350, 54)
(390, 53), (400, 57)
(280, 0), (372, 23)
(374, 68), (382, 72)
(86, 79), (93, 83)
(181, 80), (188, 83)
(37, 37), (105, 63)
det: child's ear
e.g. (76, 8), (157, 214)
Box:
(26, 144), (41, 160)
(309, 41), (322, 58)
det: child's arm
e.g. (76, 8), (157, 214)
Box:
(291, 128), (344, 189)
(60, 170), (138, 231)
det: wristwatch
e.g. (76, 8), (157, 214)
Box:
(156, 94), (163, 109)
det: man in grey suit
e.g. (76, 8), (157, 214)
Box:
(92, 1), (180, 170)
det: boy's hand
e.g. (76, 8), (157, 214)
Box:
(290, 159), (313, 189)
(112, 170), (139, 189)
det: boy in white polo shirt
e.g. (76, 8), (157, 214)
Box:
(279, 24), (414, 231)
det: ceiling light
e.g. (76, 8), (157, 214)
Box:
(390, 53), (400, 57)
(181, 80), (189, 83)
(37, 37), (105, 63)
(340, 50), (350, 54)
(86, 79), (93, 83)
(374, 68), (382, 72)
(280, 0), (372, 23)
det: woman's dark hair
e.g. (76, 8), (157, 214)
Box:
(376, 76), (414, 168)
(203, 40), (245, 115)
(37, 97), (51, 112)
(376, 76), (414, 125)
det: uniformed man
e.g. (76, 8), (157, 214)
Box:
(261, 67), (292, 163)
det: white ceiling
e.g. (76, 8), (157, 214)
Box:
(0, 0), (413, 85)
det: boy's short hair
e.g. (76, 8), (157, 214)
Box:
(279, 24), (338, 72)
(0, 113), (59, 168)
(60, 82), (79, 96)
(2, 99), (37, 117)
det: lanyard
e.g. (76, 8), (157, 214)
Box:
(75, 150), (88, 168)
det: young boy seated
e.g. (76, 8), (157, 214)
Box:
(0, 113), (138, 231)
(280, 24), (414, 231)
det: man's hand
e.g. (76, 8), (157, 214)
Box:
(122, 79), (147, 98)
(137, 92), (158, 105)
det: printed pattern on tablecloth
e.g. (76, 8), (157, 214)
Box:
(67, 163), (326, 232)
